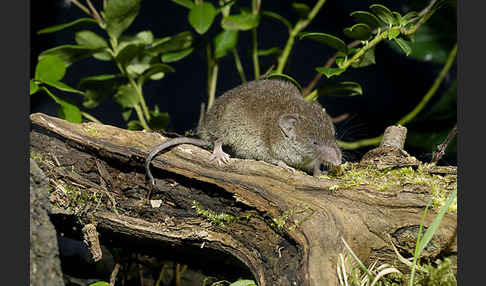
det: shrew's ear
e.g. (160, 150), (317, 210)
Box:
(279, 114), (299, 140)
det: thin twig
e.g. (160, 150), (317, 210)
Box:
(110, 264), (121, 286)
(431, 124), (457, 164)
(232, 48), (247, 83)
(302, 40), (360, 96)
(85, 0), (104, 25)
(71, 0), (93, 16)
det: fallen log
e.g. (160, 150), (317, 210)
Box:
(29, 113), (457, 286)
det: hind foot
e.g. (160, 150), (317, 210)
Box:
(209, 140), (230, 166)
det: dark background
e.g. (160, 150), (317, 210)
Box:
(30, 0), (457, 164)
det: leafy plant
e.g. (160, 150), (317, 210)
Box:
(35, 0), (194, 130)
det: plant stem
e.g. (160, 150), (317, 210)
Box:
(397, 43), (457, 126)
(128, 76), (151, 122)
(205, 43), (219, 110)
(207, 63), (219, 110)
(251, 0), (261, 79)
(276, 0), (328, 74)
(251, 29), (261, 79)
(232, 48), (247, 83)
(302, 40), (361, 96)
(337, 136), (382, 150)
(403, 0), (438, 36)
(134, 104), (150, 130)
(81, 112), (102, 123)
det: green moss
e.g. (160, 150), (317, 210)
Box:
(84, 124), (100, 138)
(30, 151), (48, 164)
(322, 162), (457, 213)
(270, 206), (315, 231)
(52, 180), (105, 209)
(192, 201), (236, 227)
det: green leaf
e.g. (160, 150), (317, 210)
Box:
(229, 280), (257, 286)
(417, 188), (457, 256)
(88, 281), (110, 286)
(170, 0), (195, 9)
(214, 30), (238, 59)
(79, 74), (122, 108)
(392, 11), (402, 26)
(138, 64), (175, 85)
(35, 55), (66, 82)
(148, 31), (194, 54)
(261, 11), (292, 31)
(126, 54), (156, 77)
(188, 2), (217, 34)
(387, 24), (452, 63)
(117, 31), (155, 53)
(351, 47), (375, 68)
(75, 30), (108, 47)
(104, 0), (141, 40)
(221, 13), (260, 31)
(401, 11), (419, 25)
(38, 45), (105, 67)
(265, 73), (302, 92)
(299, 32), (347, 53)
(315, 67), (346, 78)
(393, 37), (412, 56)
(74, 30), (111, 61)
(41, 80), (84, 94)
(317, 81), (363, 97)
(257, 47), (282, 56)
(122, 108), (133, 121)
(369, 4), (395, 26)
(30, 80), (39, 95)
(335, 51), (348, 68)
(136, 31), (154, 44)
(114, 84), (139, 108)
(37, 18), (98, 34)
(148, 109), (170, 130)
(127, 120), (143, 130)
(349, 11), (382, 29)
(116, 43), (143, 67)
(161, 47), (194, 63)
(343, 23), (372, 41)
(292, 3), (311, 18)
(42, 87), (82, 123)
(387, 28), (400, 40)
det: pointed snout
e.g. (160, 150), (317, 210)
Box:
(317, 143), (342, 166)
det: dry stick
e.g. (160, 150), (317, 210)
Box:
(431, 124), (457, 164)
(71, 0), (92, 16)
(110, 264), (121, 286)
(85, 0), (104, 25)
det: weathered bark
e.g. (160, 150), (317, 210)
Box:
(29, 113), (457, 286)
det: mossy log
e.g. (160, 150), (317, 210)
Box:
(29, 113), (457, 286)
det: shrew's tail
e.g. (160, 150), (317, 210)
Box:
(145, 137), (211, 185)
